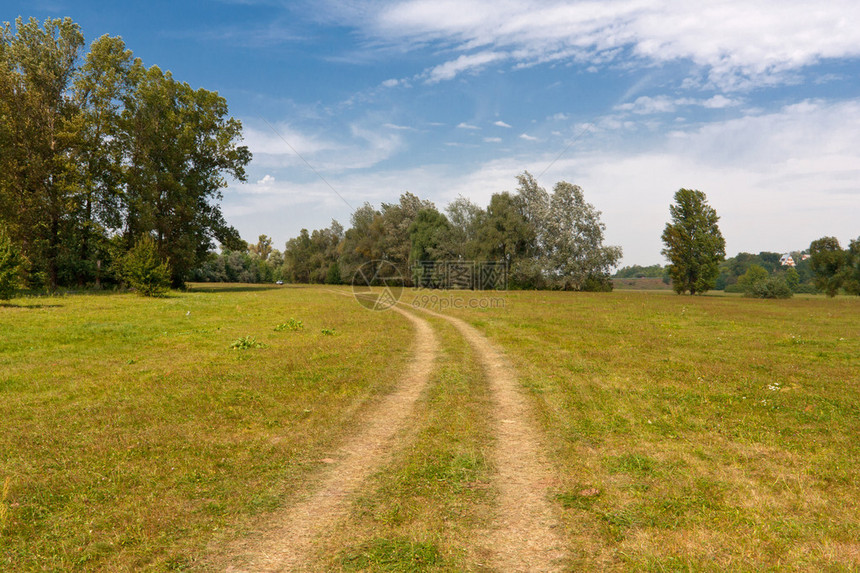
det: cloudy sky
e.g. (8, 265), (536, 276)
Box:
(8, 0), (860, 264)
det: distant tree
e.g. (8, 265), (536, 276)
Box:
(408, 208), (450, 264)
(661, 189), (726, 295)
(614, 264), (665, 279)
(478, 191), (533, 263)
(378, 192), (436, 281)
(0, 229), (22, 300)
(737, 264), (769, 294)
(121, 235), (171, 296)
(249, 235), (273, 261)
(543, 181), (622, 291)
(808, 237), (846, 297)
(438, 196), (484, 260)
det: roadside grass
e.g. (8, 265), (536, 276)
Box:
(448, 290), (860, 571)
(321, 313), (496, 572)
(0, 284), (411, 571)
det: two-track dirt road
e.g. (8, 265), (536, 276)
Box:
(225, 295), (566, 572)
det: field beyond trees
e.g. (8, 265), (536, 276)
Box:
(1, 286), (858, 571)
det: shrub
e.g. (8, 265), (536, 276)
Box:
(121, 236), (171, 297)
(230, 336), (267, 350)
(747, 276), (793, 299)
(274, 318), (303, 332)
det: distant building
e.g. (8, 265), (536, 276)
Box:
(780, 254), (796, 267)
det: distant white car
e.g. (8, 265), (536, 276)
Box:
(275, 280), (284, 285)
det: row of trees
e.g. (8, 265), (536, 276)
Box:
(195, 172), (624, 291)
(0, 17), (249, 291)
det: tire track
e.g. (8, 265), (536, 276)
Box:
(409, 304), (567, 572)
(225, 305), (437, 572)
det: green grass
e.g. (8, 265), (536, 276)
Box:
(0, 285), (411, 571)
(447, 290), (860, 571)
(2, 285), (858, 571)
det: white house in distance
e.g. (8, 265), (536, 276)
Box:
(780, 254), (796, 267)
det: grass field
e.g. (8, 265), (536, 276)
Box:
(446, 290), (860, 570)
(1, 285), (858, 571)
(0, 285), (412, 570)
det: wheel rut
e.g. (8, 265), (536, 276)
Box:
(410, 305), (566, 572)
(225, 305), (437, 572)
(225, 291), (565, 571)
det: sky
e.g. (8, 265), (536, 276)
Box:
(6, 0), (860, 265)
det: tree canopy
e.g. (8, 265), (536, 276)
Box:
(0, 17), (250, 290)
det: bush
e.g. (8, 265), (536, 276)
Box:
(746, 276), (793, 299)
(0, 230), (22, 300)
(121, 236), (172, 297)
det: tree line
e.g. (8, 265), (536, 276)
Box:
(0, 17), (250, 291)
(193, 172), (623, 291)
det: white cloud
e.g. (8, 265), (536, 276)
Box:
(519, 133), (538, 141)
(702, 95), (739, 109)
(426, 50), (507, 83)
(484, 137), (502, 143)
(494, 120), (512, 128)
(383, 122), (413, 130)
(457, 122), (480, 130)
(242, 119), (403, 172)
(616, 96), (677, 115)
(256, 174), (275, 185)
(348, 0), (860, 89)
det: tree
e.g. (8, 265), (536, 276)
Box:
(120, 65), (250, 287)
(0, 17), (85, 289)
(408, 208), (450, 265)
(437, 195), (484, 260)
(121, 235), (171, 296)
(737, 264), (769, 293)
(0, 228), (21, 300)
(543, 181), (622, 291)
(661, 189), (726, 295)
(809, 236), (846, 297)
(249, 235), (273, 261)
(72, 34), (140, 286)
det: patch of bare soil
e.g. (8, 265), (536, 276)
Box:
(222, 306), (437, 572)
(413, 306), (567, 572)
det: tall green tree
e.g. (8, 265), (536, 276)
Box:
(72, 34), (139, 285)
(0, 17), (85, 289)
(661, 188), (726, 295)
(120, 65), (250, 286)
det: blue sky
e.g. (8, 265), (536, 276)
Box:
(7, 1), (860, 265)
